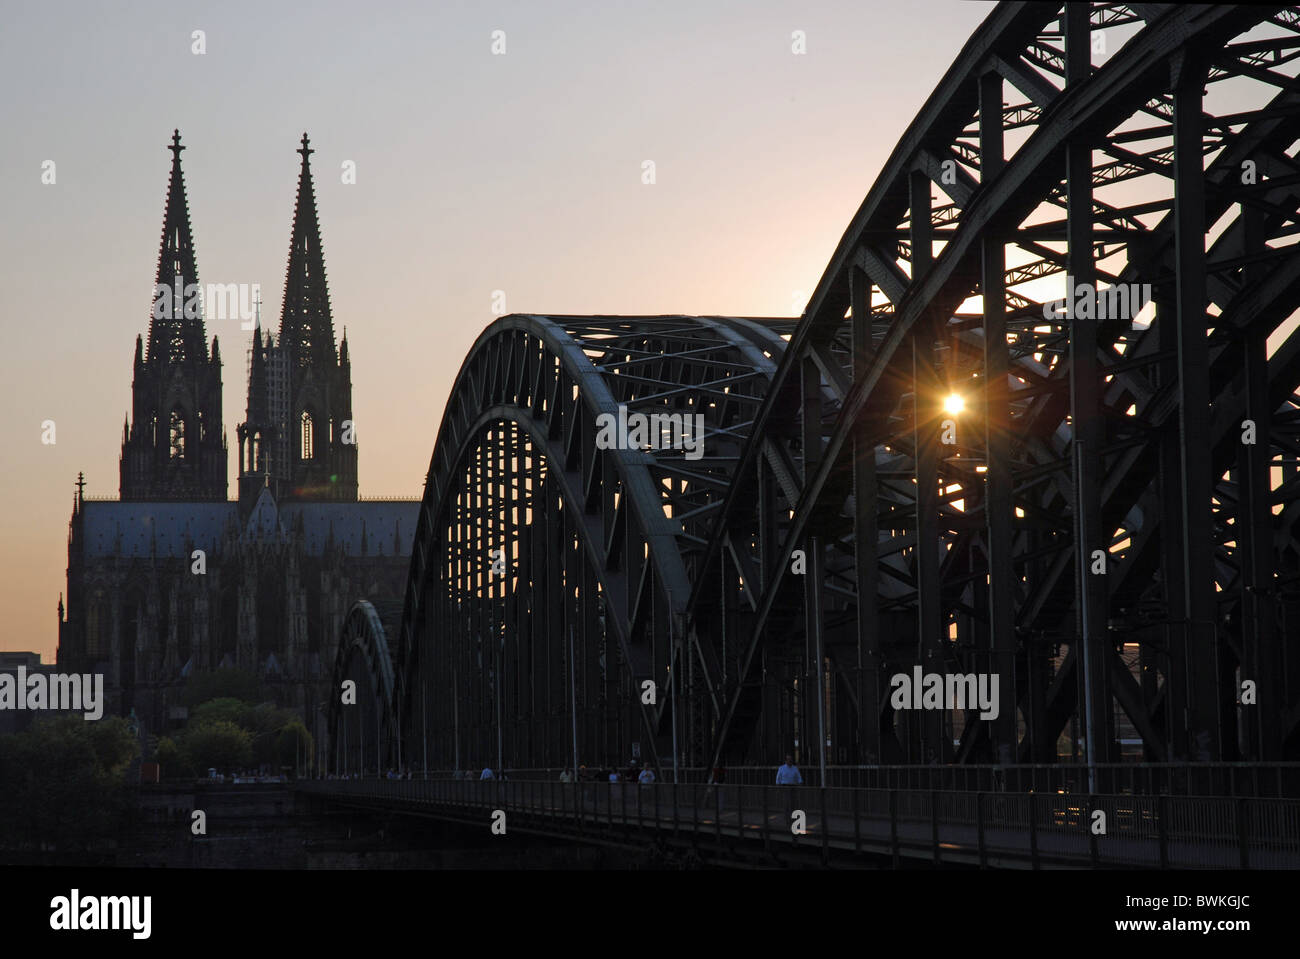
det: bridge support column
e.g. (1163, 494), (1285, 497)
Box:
(850, 265), (882, 764)
(1065, 4), (1113, 779)
(979, 67), (1017, 765)
(1172, 53), (1222, 761)
(910, 167), (946, 764)
(1238, 199), (1280, 760)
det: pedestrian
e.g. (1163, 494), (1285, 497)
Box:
(776, 753), (802, 824)
(559, 767), (573, 783)
(706, 763), (727, 809)
(776, 754), (803, 785)
(609, 769), (621, 783)
(480, 766), (495, 780)
(638, 763), (656, 785)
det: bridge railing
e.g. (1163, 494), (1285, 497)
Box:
(388, 763), (1300, 797)
(296, 777), (1300, 869)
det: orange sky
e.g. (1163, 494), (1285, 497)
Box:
(0, 1), (997, 660)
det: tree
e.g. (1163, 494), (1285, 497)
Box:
(180, 697), (306, 773)
(181, 720), (252, 775)
(155, 736), (191, 780)
(276, 721), (313, 776)
(189, 697), (250, 729)
(0, 715), (137, 857)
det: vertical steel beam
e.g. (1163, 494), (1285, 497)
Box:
(1065, 4), (1112, 783)
(911, 168), (945, 763)
(805, 533), (828, 782)
(850, 265), (881, 762)
(1238, 199), (1279, 760)
(1172, 55), (1221, 761)
(979, 67), (1017, 764)
(801, 354), (828, 779)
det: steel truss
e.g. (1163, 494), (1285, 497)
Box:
(334, 3), (1300, 777)
(383, 315), (790, 773)
(329, 599), (401, 776)
(689, 2), (1300, 771)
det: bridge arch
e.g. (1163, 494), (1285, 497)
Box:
(685, 4), (1300, 769)
(327, 5), (1300, 777)
(393, 314), (791, 773)
(328, 599), (401, 776)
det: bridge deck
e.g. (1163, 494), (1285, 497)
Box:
(297, 779), (1300, 869)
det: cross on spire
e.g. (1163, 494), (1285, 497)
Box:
(169, 129), (185, 161)
(298, 132), (313, 163)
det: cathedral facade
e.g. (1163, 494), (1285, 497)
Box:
(57, 131), (419, 738)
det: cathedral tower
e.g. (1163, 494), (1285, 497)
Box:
(239, 133), (356, 504)
(120, 130), (227, 501)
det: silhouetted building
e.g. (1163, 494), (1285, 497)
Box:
(239, 134), (358, 505)
(0, 652), (80, 735)
(57, 131), (418, 737)
(119, 131), (227, 503)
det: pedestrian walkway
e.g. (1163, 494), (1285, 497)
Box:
(296, 778), (1300, 869)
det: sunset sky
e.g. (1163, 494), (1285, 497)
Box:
(0, 0), (995, 659)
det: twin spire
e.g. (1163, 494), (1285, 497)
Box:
(125, 129), (354, 503)
(279, 132), (338, 369)
(149, 130), (340, 370)
(147, 129), (206, 366)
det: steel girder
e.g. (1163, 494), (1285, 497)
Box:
(328, 599), (401, 776)
(686, 2), (1300, 771)
(390, 315), (791, 773)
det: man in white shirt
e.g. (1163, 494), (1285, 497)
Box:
(637, 764), (656, 785)
(776, 755), (803, 785)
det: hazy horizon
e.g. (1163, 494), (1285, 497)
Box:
(1, 0), (996, 660)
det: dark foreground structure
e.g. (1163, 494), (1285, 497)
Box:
(57, 131), (417, 736)
(322, 1), (1300, 857)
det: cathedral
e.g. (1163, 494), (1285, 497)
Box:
(57, 131), (420, 738)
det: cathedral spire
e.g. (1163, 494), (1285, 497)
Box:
(121, 131), (226, 502)
(147, 129), (206, 365)
(278, 132), (336, 370)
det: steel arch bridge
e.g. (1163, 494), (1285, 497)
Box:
(331, 2), (1300, 778)
(328, 599), (402, 776)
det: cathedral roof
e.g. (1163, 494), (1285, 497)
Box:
(279, 502), (419, 556)
(81, 502), (235, 558)
(244, 486), (285, 540)
(78, 499), (419, 558)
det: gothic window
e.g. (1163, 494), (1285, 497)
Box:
(301, 411), (314, 461)
(169, 410), (186, 459)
